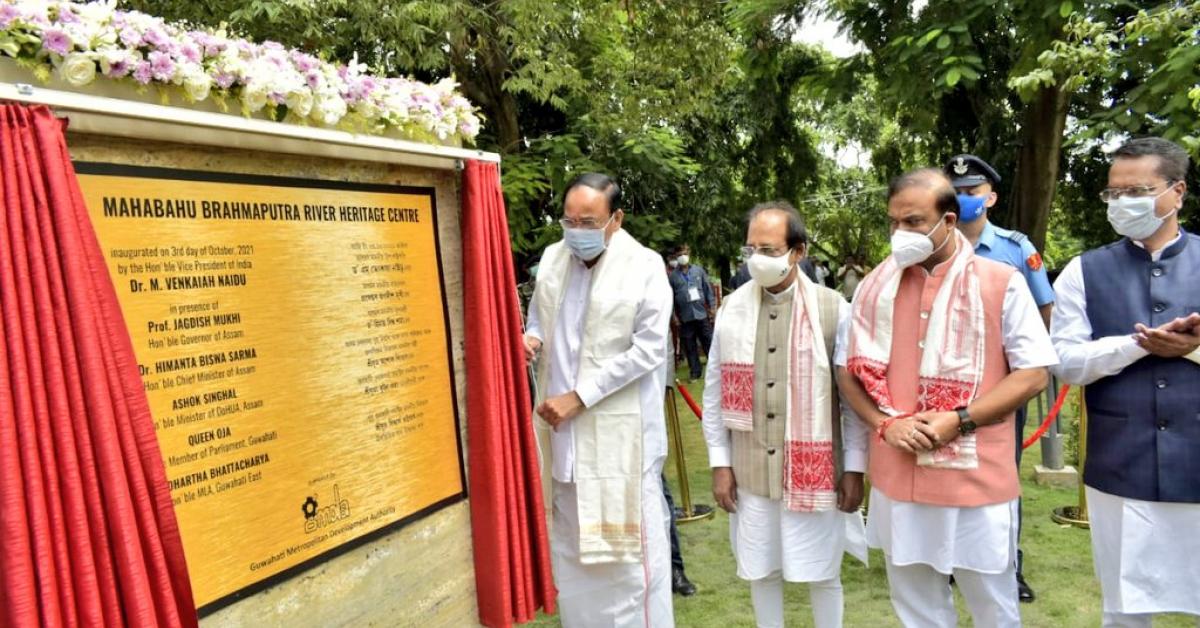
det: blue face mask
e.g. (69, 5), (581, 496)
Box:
(563, 216), (614, 261)
(955, 193), (987, 223)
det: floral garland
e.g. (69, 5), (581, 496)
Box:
(0, 0), (482, 144)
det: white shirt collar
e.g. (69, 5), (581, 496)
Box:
(762, 281), (796, 304)
(1132, 230), (1182, 262)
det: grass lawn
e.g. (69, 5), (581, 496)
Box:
(527, 367), (1195, 627)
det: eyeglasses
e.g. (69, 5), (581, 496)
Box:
(740, 245), (789, 259)
(1099, 182), (1175, 202)
(559, 215), (614, 230)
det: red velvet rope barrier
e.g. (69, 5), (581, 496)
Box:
(677, 378), (1072, 452)
(675, 380), (704, 420)
(1023, 384), (1071, 450)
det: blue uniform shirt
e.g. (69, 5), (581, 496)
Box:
(668, 265), (714, 322)
(974, 220), (1055, 307)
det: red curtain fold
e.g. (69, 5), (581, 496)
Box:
(462, 159), (556, 627)
(0, 104), (197, 628)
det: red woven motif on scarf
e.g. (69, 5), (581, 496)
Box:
(785, 441), (835, 492)
(720, 363), (755, 414)
(916, 377), (974, 412)
(846, 356), (892, 410)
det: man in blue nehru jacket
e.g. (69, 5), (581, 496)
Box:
(1051, 137), (1200, 627)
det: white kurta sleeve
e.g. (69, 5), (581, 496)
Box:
(1049, 257), (1148, 385)
(702, 318), (731, 467)
(1001, 271), (1059, 369)
(834, 299), (869, 473)
(525, 290), (543, 342)
(575, 264), (672, 408)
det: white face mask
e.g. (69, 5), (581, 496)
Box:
(890, 215), (949, 269)
(747, 251), (793, 289)
(1107, 189), (1176, 241)
(669, 259), (679, 268)
(677, 254), (690, 266)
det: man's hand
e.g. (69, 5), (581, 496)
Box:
(712, 467), (738, 513)
(836, 471), (864, 513)
(536, 391), (584, 430)
(883, 416), (936, 453)
(1134, 319), (1200, 358)
(912, 410), (962, 449)
(1163, 313), (1200, 333)
(523, 335), (542, 364)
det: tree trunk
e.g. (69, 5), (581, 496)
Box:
(1010, 85), (1070, 252)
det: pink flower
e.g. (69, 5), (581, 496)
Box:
(119, 26), (141, 47)
(179, 43), (201, 63)
(214, 73), (236, 89)
(56, 7), (80, 24)
(132, 61), (152, 84)
(41, 28), (72, 55)
(143, 27), (169, 50)
(148, 50), (175, 81)
(0, 5), (19, 28)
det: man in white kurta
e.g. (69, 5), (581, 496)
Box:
(1050, 137), (1200, 628)
(838, 170), (1057, 628)
(525, 173), (674, 628)
(703, 202), (869, 628)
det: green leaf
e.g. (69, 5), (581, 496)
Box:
(918, 28), (944, 47)
(946, 68), (962, 86)
(936, 34), (952, 49)
(959, 65), (980, 80)
(1059, 1), (1073, 18)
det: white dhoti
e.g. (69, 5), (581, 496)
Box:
(730, 490), (868, 582)
(867, 488), (1020, 628)
(729, 490), (867, 628)
(1087, 486), (1200, 625)
(551, 471), (673, 628)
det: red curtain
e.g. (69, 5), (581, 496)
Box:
(0, 104), (197, 628)
(462, 160), (556, 627)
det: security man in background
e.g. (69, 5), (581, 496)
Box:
(944, 154), (1055, 603)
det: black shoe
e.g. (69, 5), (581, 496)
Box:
(672, 569), (697, 597)
(1017, 571), (1035, 603)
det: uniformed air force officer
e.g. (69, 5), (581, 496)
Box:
(946, 155), (1055, 327)
(943, 154), (1054, 604)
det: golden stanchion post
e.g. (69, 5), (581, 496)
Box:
(1052, 386), (1090, 528)
(665, 386), (714, 523)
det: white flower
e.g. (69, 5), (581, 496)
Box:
(285, 89), (312, 117)
(315, 92), (346, 125)
(242, 83), (269, 112)
(59, 52), (97, 86)
(76, 0), (116, 24)
(182, 70), (211, 102)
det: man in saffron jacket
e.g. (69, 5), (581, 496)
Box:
(838, 169), (1056, 627)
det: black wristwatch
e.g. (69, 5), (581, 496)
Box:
(955, 406), (977, 435)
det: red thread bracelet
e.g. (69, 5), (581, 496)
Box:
(877, 414), (913, 440)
